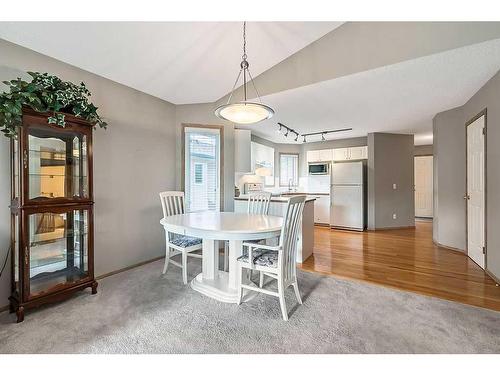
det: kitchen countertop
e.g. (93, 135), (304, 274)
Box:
(234, 195), (316, 203)
(281, 192), (330, 196)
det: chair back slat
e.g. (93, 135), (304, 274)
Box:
(159, 191), (186, 218)
(278, 196), (306, 283)
(247, 192), (272, 215)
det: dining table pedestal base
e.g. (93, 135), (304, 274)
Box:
(191, 271), (257, 304)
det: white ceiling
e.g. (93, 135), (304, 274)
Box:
(243, 38), (500, 145)
(0, 22), (342, 104)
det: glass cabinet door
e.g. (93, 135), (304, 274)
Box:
(27, 208), (90, 297)
(27, 127), (88, 201)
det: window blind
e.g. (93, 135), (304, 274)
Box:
(280, 154), (299, 186)
(184, 128), (220, 212)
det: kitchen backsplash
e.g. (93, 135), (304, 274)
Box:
(235, 173), (330, 195)
(302, 175), (330, 194)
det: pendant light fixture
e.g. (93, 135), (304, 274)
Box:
(214, 22), (275, 124)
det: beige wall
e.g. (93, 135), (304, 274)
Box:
(433, 69), (500, 280)
(368, 133), (415, 230)
(0, 39), (177, 307)
(174, 103), (235, 211)
(432, 107), (465, 251)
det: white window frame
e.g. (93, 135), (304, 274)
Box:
(182, 125), (223, 213)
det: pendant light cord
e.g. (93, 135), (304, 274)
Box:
(242, 21), (247, 60)
(223, 21), (264, 105)
(242, 21), (247, 102)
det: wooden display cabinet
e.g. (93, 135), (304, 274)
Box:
(9, 108), (97, 323)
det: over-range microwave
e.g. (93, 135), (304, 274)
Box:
(308, 162), (330, 175)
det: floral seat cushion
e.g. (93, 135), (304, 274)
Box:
(237, 248), (279, 268)
(170, 235), (202, 248)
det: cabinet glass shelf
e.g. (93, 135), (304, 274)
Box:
(28, 209), (89, 296)
(27, 131), (88, 200)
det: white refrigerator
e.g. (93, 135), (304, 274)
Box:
(330, 161), (366, 231)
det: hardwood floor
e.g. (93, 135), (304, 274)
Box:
(299, 221), (500, 311)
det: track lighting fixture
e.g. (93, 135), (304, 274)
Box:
(276, 122), (352, 143)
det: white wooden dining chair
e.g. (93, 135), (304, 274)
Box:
(223, 191), (273, 271)
(159, 191), (202, 284)
(236, 195), (306, 321)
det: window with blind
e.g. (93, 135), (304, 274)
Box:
(184, 127), (221, 212)
(280, 153), (299, 187)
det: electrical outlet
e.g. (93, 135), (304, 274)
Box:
(392, 213), (397, 220)
(392, 183), (397, 190)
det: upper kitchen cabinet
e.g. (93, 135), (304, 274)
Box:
(234, 129), (252, 173)
(333, 148), (349, 161)
(306, 150), (320, 162)
(348, 146), (368, 160)
(308, 147), (367, 163)
(318, 149), (333, 161)
(333, 146), (368, 161)
(306, 149), (332, 162)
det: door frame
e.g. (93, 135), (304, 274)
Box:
(465, 108), (487, 268)
(181, 123), (224, 211)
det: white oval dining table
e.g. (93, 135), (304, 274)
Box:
(160, 211), (283, 303)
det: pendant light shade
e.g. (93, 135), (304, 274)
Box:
(214, 101), (274, 124)
(214, 22), (275, 124)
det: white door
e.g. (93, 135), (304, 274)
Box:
(414, 156), (433, 217)
(466, 115), (485, 269)
(184, 127), (221, 213)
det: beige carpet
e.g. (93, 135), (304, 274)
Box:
(1, 258), (500, 353)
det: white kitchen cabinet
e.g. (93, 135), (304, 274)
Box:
(234, 129), (251, 172)
(333, 148), (349, 161)
(309, 146), (367, 163)
(333, 146), (368, 161)
(313, 195), (331, 224)
(307, 150), (320, 162)
(349, 146), (368, 160)
(319, 149), (333, 161)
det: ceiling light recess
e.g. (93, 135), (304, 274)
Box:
(214, 22), (275, 124)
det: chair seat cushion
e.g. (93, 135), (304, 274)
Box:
(170, 235), (202, 248)
(238, 249), (279, 268)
